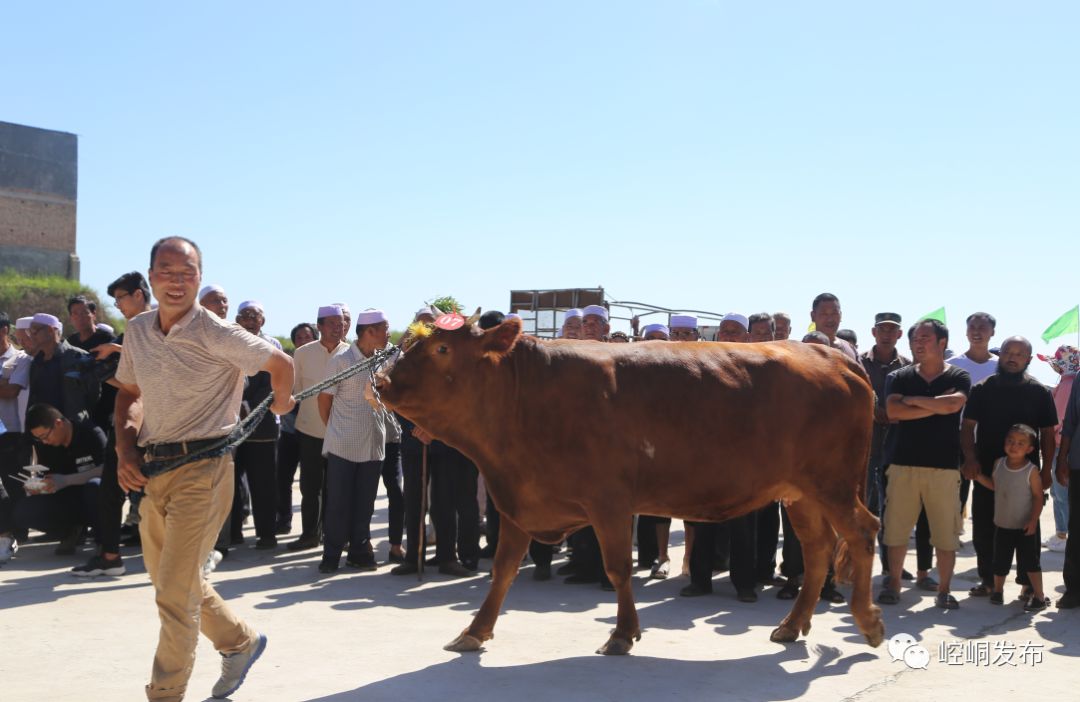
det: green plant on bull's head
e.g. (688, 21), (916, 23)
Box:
(430, 296), (463, 315)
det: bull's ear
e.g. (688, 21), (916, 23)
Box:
(482, 316), (522, 356)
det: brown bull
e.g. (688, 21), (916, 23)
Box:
(375, 317), (884, 656)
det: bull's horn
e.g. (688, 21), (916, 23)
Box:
(465, 307), (482, 326)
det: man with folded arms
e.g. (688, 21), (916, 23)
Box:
(115, 236), (295, 701)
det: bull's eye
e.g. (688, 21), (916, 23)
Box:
(437, 344), (449, 354)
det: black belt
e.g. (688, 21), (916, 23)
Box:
(143, 436), (229, 460)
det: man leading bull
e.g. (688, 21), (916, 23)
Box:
(115, 237), (296, 701)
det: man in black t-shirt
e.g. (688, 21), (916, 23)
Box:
(961, 336), (1057, 596)
(14, 403), (106, 557)
(881, 319), (971, 609)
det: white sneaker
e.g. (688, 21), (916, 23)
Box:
(211, 633), (267, 699)
(1045, 534), (1068, 553)
(203, 549), (224, 577)
(0, 535), (17, 563)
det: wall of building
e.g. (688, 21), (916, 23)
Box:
(0, 121), (79, 278)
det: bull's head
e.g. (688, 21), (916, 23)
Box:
(374, 312), (523, 432)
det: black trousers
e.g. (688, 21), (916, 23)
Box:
(296, 431), (327, 539)
(400, 438), (428, 561)
(1063, 470), (1080, 594)
(276, 429), (301, 526)
(756, 502), (781, 579)
(381, 442), (404, 546)
(431, 449), (480, 565)
(690, 514), (756, 592)
(97, 430), (125, 553)
(972, 481), (996, 585)
(322, 454), (381, 563)
(486, 496), (554, 567)
(993, 526), (1041, 577)
(779, 504), (802, 579)
(14, 481), (100, 536)
(232, 439), (278, 540)
(0, 433), (31, 536)
(636, 515), (671, 567)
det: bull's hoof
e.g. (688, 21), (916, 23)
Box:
(863, 619), (886, 648)
(596, 635), (634, 656)
(444, 631), (485, 653)
(770, 624), (800, 643)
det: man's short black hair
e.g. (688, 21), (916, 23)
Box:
(748, 312), (775, 332)
(915, 318), (949, 344)
(837, 329), (858, 346)
(802, 331), (832, 344)
(479, 310), (506, 331)
(966, 311), (997, 330)
(25, 403), (64, 433)
(150, 236), (203, 272)
(290, 322), (318, 345)
(812, 293), (839, 310)
(67, 295), (97, 314)
(107, 271), (151, 302)
(0, 312), (9, 330)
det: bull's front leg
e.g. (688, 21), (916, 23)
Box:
(592, 513), (641, 656)
(444, 514), (531, 653)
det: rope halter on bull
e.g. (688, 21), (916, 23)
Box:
(140, 347), (397, 478)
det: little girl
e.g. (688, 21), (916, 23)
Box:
(974, 423), (1048, 611)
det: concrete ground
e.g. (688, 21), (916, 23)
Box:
(1, 487), (1076, 702)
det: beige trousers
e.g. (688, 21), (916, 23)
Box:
(140, 454), (256, 701)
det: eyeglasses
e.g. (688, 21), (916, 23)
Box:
(32, 422), (58, 444)
(113, 292), (130, 303)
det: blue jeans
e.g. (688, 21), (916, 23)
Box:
(1052, 448), (1069, 534)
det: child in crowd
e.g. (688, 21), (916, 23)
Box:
(974, 424), (1048, 611)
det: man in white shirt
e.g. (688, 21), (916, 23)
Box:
(947, 311), (998, 513)
(288, 305), (348, 551)
(316, 310), (392, 572)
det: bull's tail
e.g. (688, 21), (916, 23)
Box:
(833, 538), (855, 586)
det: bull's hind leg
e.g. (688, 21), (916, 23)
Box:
(770, 502), (834, 644)
(824, 499), (885, 648)
(593, 514), (640, 655)
(444, 516), (531, 652)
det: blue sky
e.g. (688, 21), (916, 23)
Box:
(4, 2), (1077, 382)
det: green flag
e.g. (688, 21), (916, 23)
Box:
(1041, 305), (1079, 344)
(919, 307), (946, 324)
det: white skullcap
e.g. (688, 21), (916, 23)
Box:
(317, 305), (344, 318)
(414, 306), (437, 320)
(641, 323), (669, 338)
(563, 308), (584, 320)
(504, 313), (521, 321)
(198, 284), (225, 300)
(334, 303), (351, 315)
(582, 304), (608, 320)
(355, 309), (387, 325)
(32, 313), (63, 331)
(670, 314), (697, 329)
(15, 317), (33, 330)
(238, 300), (264, 314)
(96, 323), (115, 334)
(721, 313), (749, 331)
